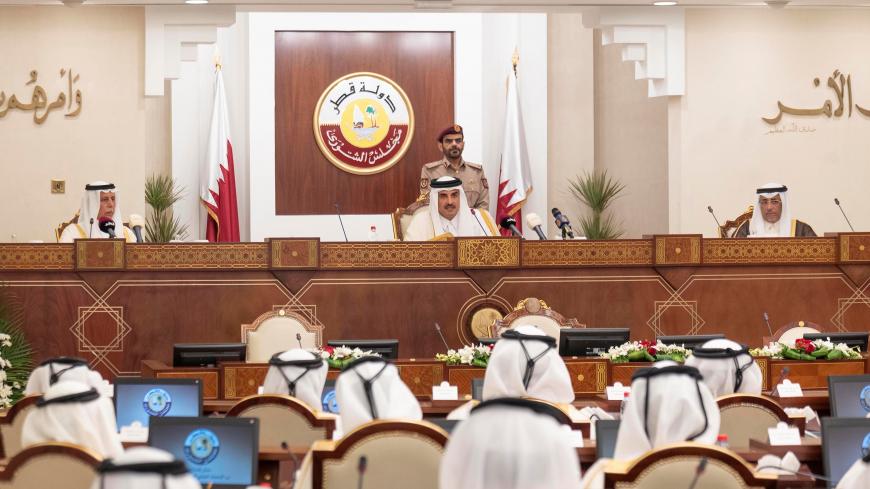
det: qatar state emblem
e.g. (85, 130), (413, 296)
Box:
(314, 72), (414, 175)
(142, 388), (172, 417)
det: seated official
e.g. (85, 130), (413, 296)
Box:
(837, 453), (870, 489)
(734, 183), (816, 237)
(91, 446), (202, 489)
(261, 348), (327, 411)
(24, 356), (107, 397)
(335, 357), (422, 435)
(685, 338), (763, 397)
(22, 380), (123, 458)
(404, 176), (498, 241)
(59, 181), (135, 242)
(439, 398), (582, 489)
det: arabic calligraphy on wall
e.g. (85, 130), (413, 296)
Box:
(312, 72), (414, 175)
(763, 69), (870, 125)
(0, 69), (83, 125)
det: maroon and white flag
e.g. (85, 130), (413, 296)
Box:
(201, 67), (240, 242)
(496, 71), (533, 236)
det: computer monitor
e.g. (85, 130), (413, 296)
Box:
(803, 332), (869, 352)
(425, 418), (460, 434)
(559, 328), (631, 357)
(821, 417), (870, 488)
(326, 339), (399, 359)
(472, 377), (484, 401)
(321, 379), (339, 414)
(477, 338), (499, 347)
(828, 375), (870, 418)
(149, 416), (259, 489)
(656, 334), (726, 351)
(595, 419), (621, 459)
(173, 343), (246, 367)
(114, 378), (202, 430)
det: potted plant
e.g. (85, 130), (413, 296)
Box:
(144, 174), (189, 243)
(568, 170), (626, 239)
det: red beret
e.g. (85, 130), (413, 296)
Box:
(437, 124), (463, 142)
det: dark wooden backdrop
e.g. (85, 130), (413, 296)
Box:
(275, 31), (454, 214)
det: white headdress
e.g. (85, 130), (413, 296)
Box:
(613, 362), (721, 460)
(335, 357), (422, 434)
(24, 357), (106, 397)
(428, 176), (492, 237)
(748, 182), (791, 237)
(837, 455), (870, 489)
(439, 397), (582, 489)
(22, 380), (123, 458)
(685, 338), (763, 397)
(261, 348), (327, 411)
(78, 181), (124, 239)
(482, 325), (575, 404)
(91, 446), (202, 489)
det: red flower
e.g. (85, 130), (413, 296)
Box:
(323, 346), (335, 356)
(647, 347), (657, 356)
(639, 340), (652, 347)
(794, 338), (815, 353)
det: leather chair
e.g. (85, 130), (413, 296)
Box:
(602, 442), (777, 488)
(490, 297), (582, 346)
(717, 394), (804, 450)
(0, 442), (101, 489)
(718, 206), (754, 238)
(225, 394), (336, 450)
(242, 308), (324, 363)
(298, 420), (448, 489)
(0, 396), (39, 459)
(55, 213), (80, 242)
(773, 320), (823, 346)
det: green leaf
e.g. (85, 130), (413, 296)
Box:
(144, 174), (189, 243)
(568, 170), (626, 239)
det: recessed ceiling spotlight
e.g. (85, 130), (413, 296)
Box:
(185, 0), (208, 4)
(653, 1), (678, 5)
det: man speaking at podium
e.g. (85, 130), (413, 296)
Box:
(404, 176), (498, 241)
(59, 182), (136, 242)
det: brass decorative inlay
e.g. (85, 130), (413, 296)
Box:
(860, 245), (865, 251)
(321, 242), (453, 269)
(577, 374), (584, 381)
(270, 238), (318, 269)
(0, 244), (74, 270)
(674, 247), (682, 254)
(76, 239), (124, 270)
(127, 243), (268, 270)
(654, 235), (701, 265)
(457, 237), (520, 268)
(839, 234), (870, 263)
(704, 237), (836, 264)
(522, 240), (653, 267)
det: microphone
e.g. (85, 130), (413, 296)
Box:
(357, 455), (367, 489)
(707, 206), (723, 236)
(98, 217), (116, 238)
(434, 322), (450, 352)
(280, 441), (301, 488)
(296, 333), (303, 349)
(469, 209), (490, 236)
(334, 203), (349, 242)
(762, 312), (773, 338)
(129, 214), (145, 243)
(834, 198), (855, 232)
(499, 216), (522, 237)
(551, 208), (575, 239)
(525, 213), (547, 240)
(686, 457), (707, 489)
(770, 366), (791, 397)
(89, 218), (94, 238)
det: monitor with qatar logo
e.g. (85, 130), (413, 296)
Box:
(113, 377), (202, 431)
(821, 417), (870, 488)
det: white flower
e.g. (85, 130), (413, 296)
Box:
(12, 382), (20, 389)
(0, 333), (11, 341)
(0, 384), (12, 399)
(333, 346), (353, 358)
(0, 370), (7, 383)
(319, 350), (331, 359)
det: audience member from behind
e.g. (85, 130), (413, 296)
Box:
(261, 348), (327, 411)
(685, 338), (763, 397)
(836, 452), (870, 489)
(335, 356), (422, 435)
(22, 380), (123, 458)
(24, 356), (107, 396)
(91, 446), (202, 489)
(439, 397), (582, 489)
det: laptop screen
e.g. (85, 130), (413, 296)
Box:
(595, 419), (620, 459)
(148, 416), (259, 489)
(321, 379), (339, 414)
(828, 375), (870, 418)
(821, 417), (870, 488)
(114, 378), (202, 430)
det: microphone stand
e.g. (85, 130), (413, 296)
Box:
(834, 198), (855, 232)
(334, 203), (349, 242)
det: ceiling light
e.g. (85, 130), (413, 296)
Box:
(653, 1), (677, 5)
(185, 0), (208, 4)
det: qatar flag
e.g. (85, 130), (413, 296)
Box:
(496, 70), (533, 237)
(201, 67), (240, 242)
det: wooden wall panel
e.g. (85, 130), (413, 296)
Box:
(275, 31), (454, 214)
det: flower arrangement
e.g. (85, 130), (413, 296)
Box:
(0, 294), (32, 407)
(435, 344), (493, 368)
(599, 340), (691, 363)
(318, 345), (381, 369)
(750, 338), (861, 361)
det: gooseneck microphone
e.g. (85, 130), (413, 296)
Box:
(89, 218), (94, 238)
(834, 198), (855, 232)
(280, 441), (301, 488)
(434, 322), (450, 352)
(551, 208), (575, 239)
(98, 217), (116, 238)
(334, 203), (349, 242)
(357, 455), (368, 489)
(296, 333), (303, 349)
(771, 366), (791, 397)
(686, 457), (708, 489)
(525, 213), (547, 240)
(469, 209), (490, 236)
(762, 312), (773, 338)
(500, 216), (522, 237)
(707, 206), (723, 235)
